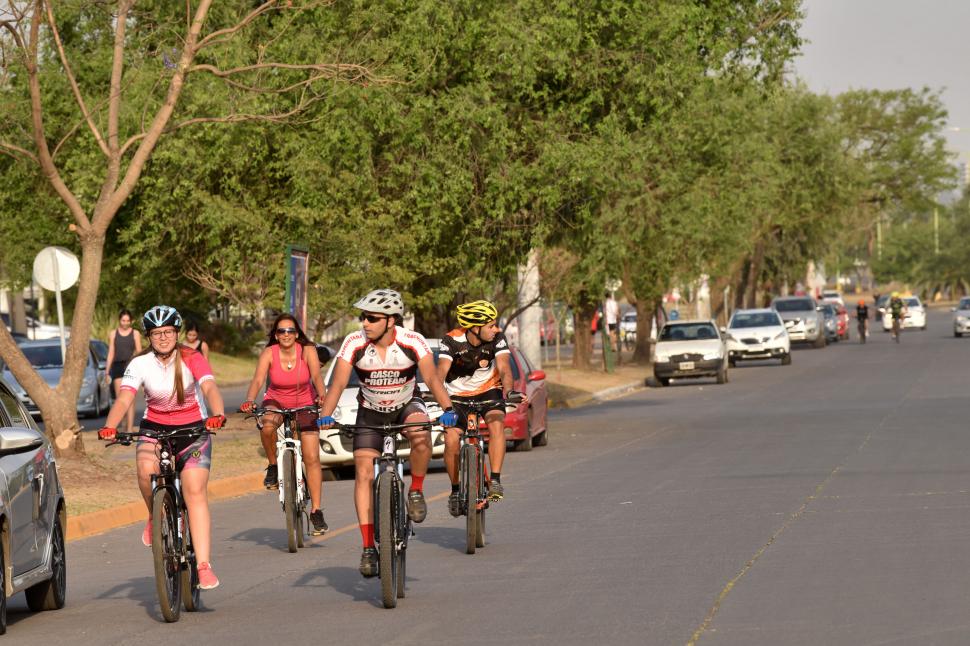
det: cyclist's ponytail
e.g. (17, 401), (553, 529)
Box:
(172, 347), (186, 405)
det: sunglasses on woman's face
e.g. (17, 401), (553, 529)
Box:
(275, 327), (298, 336)
(358, 313), (388, 324)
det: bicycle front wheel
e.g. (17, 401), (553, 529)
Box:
(180, 506), (201, 612)
(152, 489), (182, 622)
(461, 444), (479, 555)
(282, 450), (299, 553)
(377, 471), (398, 608)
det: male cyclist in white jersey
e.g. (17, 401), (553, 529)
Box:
(437, 300), (524, 515)
(318, 289), (457, 577)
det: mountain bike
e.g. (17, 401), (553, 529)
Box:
(892, 316), (902, 343)
(106, 425), (210, 622)
(247, 404), (318, 553)
(451, 399), (507, 555)
(857, 319), (867, 344)
(329, 420), (431, 609)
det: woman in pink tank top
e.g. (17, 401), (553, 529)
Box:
(241, 314), (329, 535)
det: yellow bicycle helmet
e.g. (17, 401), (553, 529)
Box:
(456, 300), (498, 328)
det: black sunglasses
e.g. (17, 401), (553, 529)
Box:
(275, 327), (298, 335)
(358, 313), (388, 323)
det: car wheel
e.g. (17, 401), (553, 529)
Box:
(657, 377), (669, 387)
(532, 429), (548, 447)
(728, 358), (737, 368)
(813, 333), (825, 348)
(956, 331), (962, 338)
(716, 364), (727, 385)
(26, 513), (67, 611)
(781, 353), (792, 366)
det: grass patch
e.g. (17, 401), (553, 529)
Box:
(209, 351), (258, 385)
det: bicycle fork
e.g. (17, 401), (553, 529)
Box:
(276, 432), (306, 508)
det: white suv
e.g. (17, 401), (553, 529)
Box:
(882, 296), (926, 331)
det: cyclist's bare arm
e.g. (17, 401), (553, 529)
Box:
(303, 344), (327, 402)
(320, 358), (352, 417)
(496, 353), (514, 396)
(417, 354), (452, 412)
(104, 389), (136, 429)
(199, 379), (225, 417)
(243, 347), (274, 403)
(435, 355), (453, 384)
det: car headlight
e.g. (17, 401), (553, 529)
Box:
(958, 316), (968, 323)
(725, 332), (738, 342)
(654, 354), (669, 362)
(773, 331), (787, 340)
(702, 352), (721, 360)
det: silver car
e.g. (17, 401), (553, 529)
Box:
(771, 296), (826, 348)
(953, 297), (970, 337)
(1, 340), (111, 418)
(0, 378), (67, 632)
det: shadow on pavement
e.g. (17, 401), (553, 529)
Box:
(414, 525), (470, 553)
(97, 574), (176, 621)
(292, 566), (385, 607)
(226, 527), (299, 552)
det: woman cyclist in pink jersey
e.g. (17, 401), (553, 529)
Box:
(240, 314), (329, 534)
(98, 305), (227, 589)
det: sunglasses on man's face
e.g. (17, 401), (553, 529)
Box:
(358, 313), (388, 324)
(275, 327), (298, 336)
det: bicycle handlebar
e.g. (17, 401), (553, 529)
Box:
(326, 420), (432, 439)
(106, 424), (209, 447)
(450, 399), (509, 413)
(245, 404), (319, 420)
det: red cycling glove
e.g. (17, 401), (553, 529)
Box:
(98, 427), (117, 440)
(206, 415), (226, 430)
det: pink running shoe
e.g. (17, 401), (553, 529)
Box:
(142, 520), (152, 547)
(198, 562), (219, 590)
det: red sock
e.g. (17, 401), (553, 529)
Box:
(409, 474), (425, 492)
(360, 523), (375, 548)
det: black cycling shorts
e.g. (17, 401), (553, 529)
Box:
(353, 397), (428, 452)
(451, 388), (505, 431)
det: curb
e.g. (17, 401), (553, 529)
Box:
(562, 380), (645, 409)
(66, 470), (265, 543)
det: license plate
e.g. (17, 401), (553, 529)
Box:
(679, 361), (694, 370)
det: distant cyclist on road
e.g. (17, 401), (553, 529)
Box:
(317, 289), (457, 577)
(888, 292), (907, 341)
(436, 300), (524, 516)
(240, 313), (329, 535)
(98, 305), (226, 589)
(855, 299), (869, 342)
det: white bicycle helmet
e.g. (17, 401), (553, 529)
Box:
(143, 305), (182, 332)
(353, 289), (404, 316)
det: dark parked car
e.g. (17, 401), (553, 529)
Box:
(0, 378), (67, 633)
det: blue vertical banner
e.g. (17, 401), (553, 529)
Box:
(285, 245), (309, 330)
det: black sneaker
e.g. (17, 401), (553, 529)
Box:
(488, 480), (504, 501)
(407, 490), (427, 523)
(448, 491), (461, 517)
(263, 464), (278, 489)
(359, 547), (378, 578)
(310, 509), (328, 535)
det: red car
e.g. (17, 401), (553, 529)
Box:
(474, 345), (549, 451)
(834, 305), (850, 340)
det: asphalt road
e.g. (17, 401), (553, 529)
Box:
(11, 309), (970, 645)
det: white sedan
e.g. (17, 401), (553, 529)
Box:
(652, 320), (728, 386)
(724, 309), (791, 366)
(317, 340), (445, 474)
(882, 296), (926, 331)
(952, 297), (970, 337)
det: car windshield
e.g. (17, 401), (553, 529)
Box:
(730, 312), (781, 329)
(22, 345), (63, 368)
(773, 299), (814, 312)
(621, 312), (636, 322)
(819, 304), (835, 315)
(905, 298), (920, 307)
(959, 298), (970, 310)
(659, 323), (718, 341)
(876, 295), (890, 308)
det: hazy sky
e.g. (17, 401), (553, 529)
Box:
(795, 0), (970, 162)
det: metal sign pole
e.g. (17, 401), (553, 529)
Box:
(52, 252), (67, 363)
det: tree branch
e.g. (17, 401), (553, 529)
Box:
(43, 1), (110, 157)
(25, 2), (90, 228)
(189, 61), (381, 85)
(195, 0), (335, 51)
(0, 140), (38, 163)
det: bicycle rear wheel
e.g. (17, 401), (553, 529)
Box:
(377, 471), (398, 608)
(180, 506), (201, 612)
(152, 489), (182, 622)
(461, 444), (479, 555)
(282, 450), (299, 553)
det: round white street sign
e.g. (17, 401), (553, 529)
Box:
(33, 246), (80, 291)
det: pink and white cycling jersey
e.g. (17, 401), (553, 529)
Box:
(337, 326), (430, 412)
(121, 348), (214, 426)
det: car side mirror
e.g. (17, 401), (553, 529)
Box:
(0, 427), (44, 456)
(98, 360), (107, 370)
(816, 306), (823, 312)
(315, 344), (333, 365)
(527, 370), (546, 382)
(719, 326), (726, 333)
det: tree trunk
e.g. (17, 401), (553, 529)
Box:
(744, 242), (766, 308)
(571, 304), (596, 370)
(8, 291), (27, 335)
(633, 298), (653, 363)
(413, 304), (450, 339)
